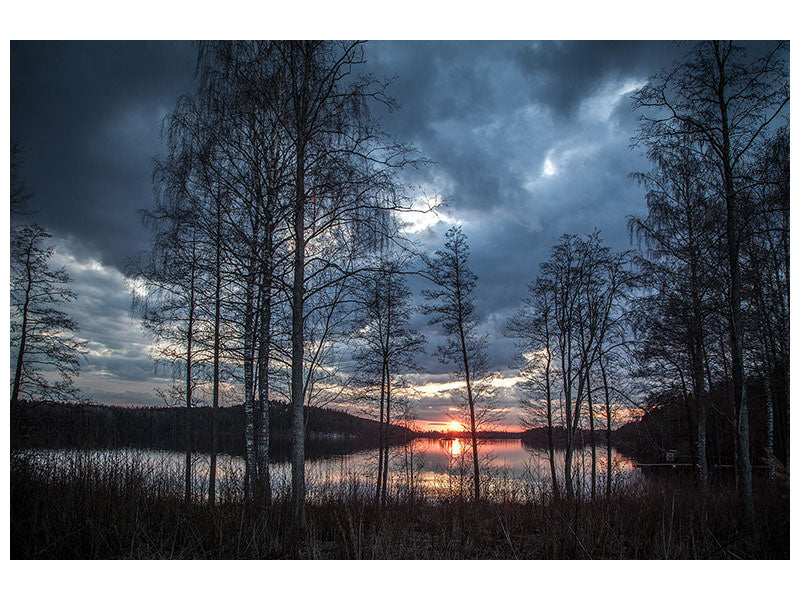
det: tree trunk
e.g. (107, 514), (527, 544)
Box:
(545, 355), (560, 501)
(184, 253), (196, 505)
(561, 338), (576, 500)
(381, 271), (393, 507)
(586, 365), (596, 502)
(209, 208), (222, 507)
(695, 385), (708, 487)
(376, 360), (386, 505)
(678, 369), (698, 480)
(459, 323), (480, 503)
(714, 41), (755, 532)
(725, 165), (755, 526)
(566, 372), (586, 500)
(601, 360), (612, 499)
(11, 248), (33, 405)
(381, 364), (391, 507)
(290, 132), (307, 528)
(764, 370), (776, 482)
(243, 279), (256, 500)
(755, 269), (777, 483)
(564, 416), (574, 500)
(256, 232), (273, 505)
(690, 272), (709, 488)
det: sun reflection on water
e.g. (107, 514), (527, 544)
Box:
(439, 437), (464, 456)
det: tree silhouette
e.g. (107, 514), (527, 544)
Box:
(629, 146), (723, 487)
(351, 256), (424, 508)
(267, 40), (415, 526)
(634, 41), (788, 528)
(512, 233), (632, 499)
(423, 226), (493, 502)
(11, 224), (86, 404)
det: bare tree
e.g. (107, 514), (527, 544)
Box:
(629, 145), (723, 487)
(741, 126), (789, 481)
(588, 249), (635, 498)
(134, 150), (206, 503)
(140, 42), (296, 505)
(266, 40), (415, 527)
(423, 226), (492, 502)
(512, 233), (632, 500)
(508, 277), (561, 500)
(539, 234), (590, 500)
(351, 256), (424, 508)
(11, 144), (86, 405)
(11, 224), (86, 405)
(140, 41), (415, 522)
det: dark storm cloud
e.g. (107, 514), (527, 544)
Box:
(11, 41), (699, 420)
(361, 41), (685, 380)
(368, 41), (680, 209)
(513, 41), (680, 117)
(11, 41), (196, 271)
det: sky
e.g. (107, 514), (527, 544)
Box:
(5, 40), (756, 429)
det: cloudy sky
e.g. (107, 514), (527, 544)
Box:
(9, 40), (721, 428)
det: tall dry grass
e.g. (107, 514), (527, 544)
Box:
(11, 450), (788, 559)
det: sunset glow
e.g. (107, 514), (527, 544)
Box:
(447, 420), (462, 432)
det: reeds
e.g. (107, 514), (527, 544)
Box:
(10, 450), (788, 559)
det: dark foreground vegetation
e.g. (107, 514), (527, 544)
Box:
(11, 451), (787, 559)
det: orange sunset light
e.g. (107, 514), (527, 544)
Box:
(447, 420), (462, 432)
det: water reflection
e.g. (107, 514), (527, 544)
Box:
(440, 437), (464, 456)
(23, 439), (641, 503)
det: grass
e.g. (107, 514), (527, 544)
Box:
(10, 450), (788, 559)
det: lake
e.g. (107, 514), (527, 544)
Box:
(21, 438), (642, 503)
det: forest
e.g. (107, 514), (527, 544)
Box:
(10, 40), (789, 559)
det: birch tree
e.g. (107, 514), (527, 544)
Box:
(741, 127), (789, 480)
(136, 141), (207, 503)
(268, 40), (415, 526)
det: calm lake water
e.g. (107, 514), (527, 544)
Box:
(23, 439), (641, 503)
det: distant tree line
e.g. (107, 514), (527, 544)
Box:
(12, 400), (412, 458)
(612, 375), (781, 468)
